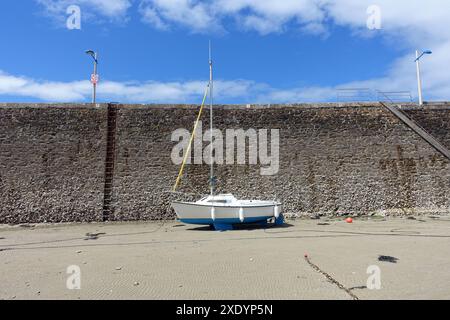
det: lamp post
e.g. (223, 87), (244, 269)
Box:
(415, 50), (432, 106)
(85, 50), (98, 104)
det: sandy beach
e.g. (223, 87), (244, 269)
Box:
(1, 217), (450, 300)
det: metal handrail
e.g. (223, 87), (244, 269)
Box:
(379, 92), (450, 161)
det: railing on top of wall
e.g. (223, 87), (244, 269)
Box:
(337, 88), (414, 104)
(377, 91), (413, 103)
(337, 88), (374, 103)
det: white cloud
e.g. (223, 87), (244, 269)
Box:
(136, 1), (450, 102)
(29, 1), (450, 102)
(137, 0), (450, 40)
(0, 71), (90, 101)
(1, 64), (450, 104)
(36, 0), (132, 23)
(309, 1), (450, 101)
(139, 0), (327, 34)
(139, 0), (222, 33)
(259, 86), (336, 103)
(99, 79), (259, 102)
(0, 70), (263, 103)
(0, 69), (338, 103)
(138, 5), (169, 30)
(217, 0), (326, 34)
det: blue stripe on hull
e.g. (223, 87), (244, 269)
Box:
(179, 216), (272, 225)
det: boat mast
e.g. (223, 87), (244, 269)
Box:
(209, 41), (214, 197)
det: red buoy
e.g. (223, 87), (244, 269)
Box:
(346, 217), (353, 223)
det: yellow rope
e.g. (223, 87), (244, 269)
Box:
(172, 84), (209, 192)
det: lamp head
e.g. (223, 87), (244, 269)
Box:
(85, 50), (97, 62)
(415, 50), (432, 62)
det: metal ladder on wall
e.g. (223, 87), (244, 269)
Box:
(102, 103), (118, 221)
(379, 101), (450, 161)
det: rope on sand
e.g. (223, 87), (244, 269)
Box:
(304, 254), (359, 300)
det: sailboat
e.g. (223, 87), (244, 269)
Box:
(171, 43), (283, 231)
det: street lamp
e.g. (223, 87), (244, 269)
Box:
(415, 50), (432, 106)
(85, 50), (98, 104)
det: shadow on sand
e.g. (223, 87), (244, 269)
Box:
(186, 222), (294, 232)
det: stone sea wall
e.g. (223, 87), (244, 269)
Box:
(1, 102), (449, 223)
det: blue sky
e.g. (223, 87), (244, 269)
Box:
(0, 1), (448, 104)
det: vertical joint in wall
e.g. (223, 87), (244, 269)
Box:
(102, 103), (118, 221)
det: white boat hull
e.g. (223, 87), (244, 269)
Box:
(172, 195), (282, 226)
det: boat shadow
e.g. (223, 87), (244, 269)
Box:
(186, 222), (295, 232)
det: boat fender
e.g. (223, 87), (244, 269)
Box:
(239, 207), (244, 222)
(211, 206), (216, 221)
(274, 205), (280, 219)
